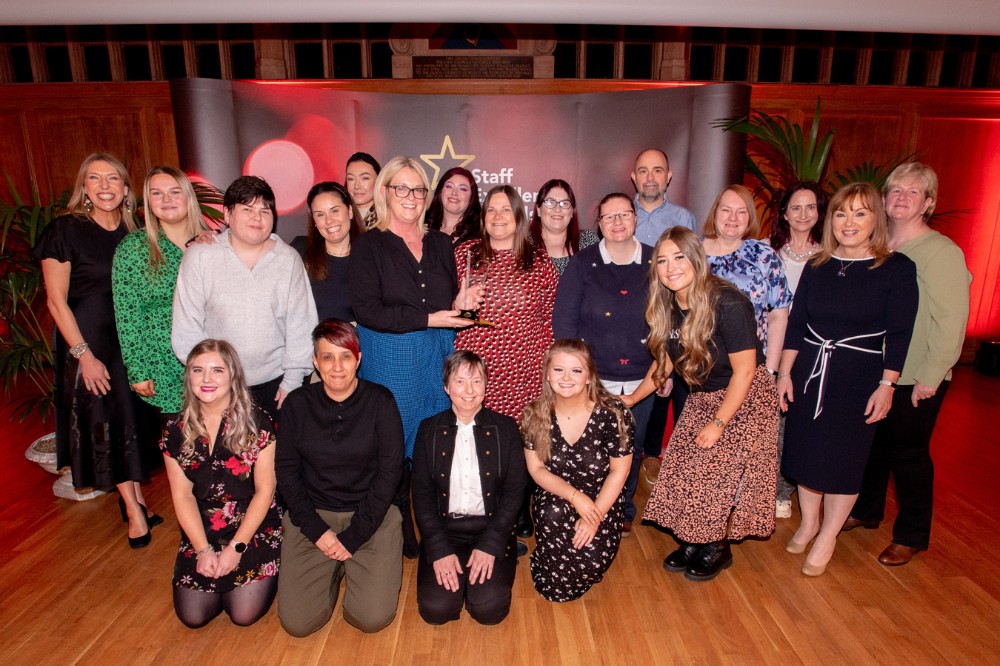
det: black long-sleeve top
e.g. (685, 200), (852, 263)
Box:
(411, 407), (527, 560)
(348, 228), (459, 333)
(275, 380), (403, 553)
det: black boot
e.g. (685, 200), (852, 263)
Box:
(515, 483), (534, 538)
(684, 540), (732, 581)
(662, 540), (700, 572)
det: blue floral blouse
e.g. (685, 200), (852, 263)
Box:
(706, 239), (792, 354)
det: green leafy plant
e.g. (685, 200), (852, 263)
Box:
(713, 99), (835, 228)
(0, 179), (64, 421)
(826, 153), (918, 192)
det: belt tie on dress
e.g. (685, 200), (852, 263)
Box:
(803, 324), (885, 419)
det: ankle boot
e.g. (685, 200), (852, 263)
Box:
(663, 540), (700, 572)
(684, 540), (733, 581)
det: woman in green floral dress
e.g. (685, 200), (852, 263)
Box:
(112, 166), (208, 419)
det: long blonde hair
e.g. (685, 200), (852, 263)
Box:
(65, 152), (138, 232)
(520, 339), (630, 462)
(812, 182), (891, 269)
(372, 156), (431, 233)
(646, 227), (731, 388)
(179, 339), (256, 457)
(142, 166), (206, 272)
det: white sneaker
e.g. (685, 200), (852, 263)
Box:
(775, 499), (792, 519)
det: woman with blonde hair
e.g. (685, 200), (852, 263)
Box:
(521, 339), (633, 602)
(160, 339), (281, 628)
(34, 152), (161, 548)
(625, 227), (779, 582)
(778, 182), (918, 576)
(349, 156), (479, 557)
(114, 166), (208, 421)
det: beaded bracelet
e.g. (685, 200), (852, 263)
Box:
(69, 342), (89, 359)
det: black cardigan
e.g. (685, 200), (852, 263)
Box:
(411, 407), (527, 560)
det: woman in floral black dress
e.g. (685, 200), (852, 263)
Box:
(521, 339), (634, 602)
(161, 339), (282, 628)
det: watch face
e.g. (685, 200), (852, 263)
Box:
(233, 541), (247, 553)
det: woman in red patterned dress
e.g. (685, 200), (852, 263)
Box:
(454, 185), (558, 420)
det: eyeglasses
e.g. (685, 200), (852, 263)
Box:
(387, 184), (429, 200)
(542, 198), (573, 210)
(600, 211), (635, 224)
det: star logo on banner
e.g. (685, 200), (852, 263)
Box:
(421, 135), (475, 188)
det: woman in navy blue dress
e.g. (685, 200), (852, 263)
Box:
(777, 183), (918, 576)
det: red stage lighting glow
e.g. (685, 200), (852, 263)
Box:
(244, 140), (314, 215)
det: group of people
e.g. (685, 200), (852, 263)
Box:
(34, 145), (969, 632)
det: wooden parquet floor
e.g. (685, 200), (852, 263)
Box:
(1, 367), (998, 665)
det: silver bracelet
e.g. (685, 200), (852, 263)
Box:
(69, 342), (89, 359)
(196, 546), (214, 558)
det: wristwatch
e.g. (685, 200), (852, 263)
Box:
(231, 540), (247, 554)
(713, 417), (726, 429)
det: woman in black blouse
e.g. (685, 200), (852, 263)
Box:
(291, 181), (365, 323)
(275, 319), (404, 635)
(348, 156), (479, 556)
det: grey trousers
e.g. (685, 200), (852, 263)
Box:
(278, 506), (402, 636)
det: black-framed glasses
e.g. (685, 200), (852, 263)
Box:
(600, 211), (635, 224)
(542, 198), (573, 210)
(387, 184), (429, 200)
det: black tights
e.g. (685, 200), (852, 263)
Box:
(173, 576), (277, 628)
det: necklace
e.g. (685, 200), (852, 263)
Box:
(782, 243), (817, 262)
(834, 256), (869, 277)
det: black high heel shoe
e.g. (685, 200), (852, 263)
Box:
(127, 511), (152, 550)
(118, 496), (164, 528)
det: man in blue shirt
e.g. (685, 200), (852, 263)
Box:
(631, 148), (696, 246)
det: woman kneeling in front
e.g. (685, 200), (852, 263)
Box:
(412, 351), (527, 624)
(160, 339), (282, 628)
(275, 319), (404, 635)
(521, 339), (634, 602)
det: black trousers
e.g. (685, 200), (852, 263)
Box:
(852, 381), (950, 550)
(416, 516), (517, 626)
(643, 373), (689, 457)
(249, 375), (284, 424)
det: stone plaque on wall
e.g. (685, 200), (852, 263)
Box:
(413, 55), (534, 79)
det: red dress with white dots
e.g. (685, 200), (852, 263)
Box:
(454, 241), (558, 421)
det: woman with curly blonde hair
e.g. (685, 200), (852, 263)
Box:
(521, 339), (633, 602)
(624, 227), (779, 582)
(160, 339), (282, 628)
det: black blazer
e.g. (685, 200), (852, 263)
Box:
(412, 407), (527, 561)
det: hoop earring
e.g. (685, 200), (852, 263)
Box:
(83, 196), (93, 213)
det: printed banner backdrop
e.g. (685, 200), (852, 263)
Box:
(170, 79), (750, 241)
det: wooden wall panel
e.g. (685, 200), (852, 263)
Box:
(0, 82), (175, 204)
(0, 111), (34, 199)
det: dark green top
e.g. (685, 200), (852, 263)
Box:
(112, 230), (185, 413)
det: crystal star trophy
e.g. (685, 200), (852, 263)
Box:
(459, 249), (495, 326)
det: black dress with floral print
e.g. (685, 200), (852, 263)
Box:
(160, 407), (282, 593)
(528, 400), (634, 602)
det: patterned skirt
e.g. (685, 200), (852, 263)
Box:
(356, 325), (454, 459)
(643, 364), (779, 543)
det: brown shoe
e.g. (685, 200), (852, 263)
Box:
(841, 516), (879, 532)
(621, 521), (633, 537)
(878, 543), (919, 566)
